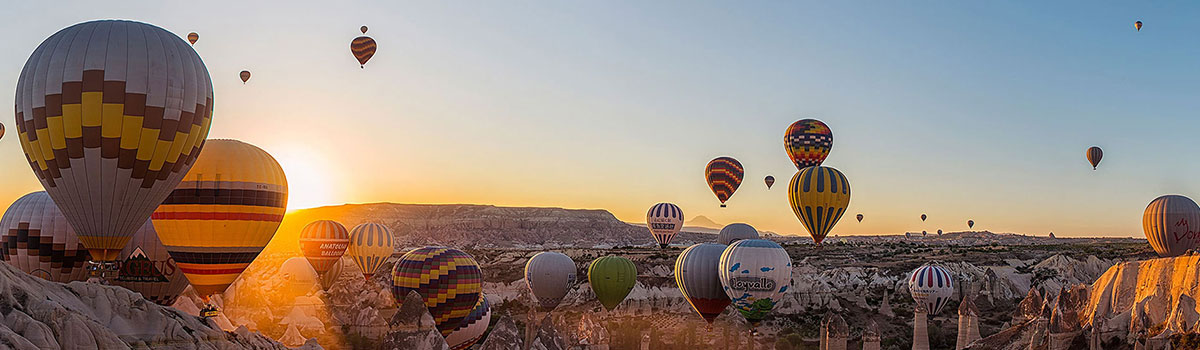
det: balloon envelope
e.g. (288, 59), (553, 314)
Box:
(1086, 146), (1103, 170)
(967, 220), (974, 228)
(360, 26), (369, 34)
(788, 166), (851, 245)
(187, 32), (199, 44)
(299, 220), (350, 274)
(646, 203), (683, 248)
(909, 264), (954, 314)
(856, 214), (864, 222)
(240, 70), (251, 83)
(1, 192), (93, 282)
(921, 214), (927, 221)
(393, 247), (483, 337)
(525, 252), (577, 311)
(675, 244), (731, 324)
(16, 20), (214, 261)
(718, 239), (791, 324)
(351, 36), (377, 68)
(588, 256), (636, 311)
(705, 157), (744, 207)
(1143, 195), (1200, 257)
(1135, 21), (1143, 31)
(113, 219), (190, 306)
(347, 223), (394, 280)
(446, 296), (491, 350)
(784, 119), (833, 170)
(717, 223), (759, 245)
(764, 176), (775, 189)
(152, 139), (287, 299)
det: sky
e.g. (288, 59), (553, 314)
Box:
(0, 1), (1198, 238)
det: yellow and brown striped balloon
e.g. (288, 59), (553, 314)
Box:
(788, 166), (851, 245)
(15, 20), (214, 261)
(350, 36), (377, 68)
(151, 139), (287, 299)
(187, 32), (198, 45)
(347, 222), (394, 280)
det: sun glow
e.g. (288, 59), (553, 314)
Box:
(271, 149), (336, 212)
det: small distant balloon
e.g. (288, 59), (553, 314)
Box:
(646, 203), (684, 248)
(967, 220), (974, 229)
(187, 32), (198, 45)
(764, 175), (775, 189)
(360, 25), (369, 34)
(1086, 146), (1103, 170)
(1135, 21), (1143, 31)
(856, 214), (863, 222)
(240, 70), (251, 83)
(937, 229), (942, 235)
(0, 122), (5, 141)
(921, 214), (927, 222)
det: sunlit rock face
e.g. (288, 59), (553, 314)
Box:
(383, 291), (449, 350)
(0, 261), (301, 349)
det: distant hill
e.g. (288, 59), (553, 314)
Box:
(268, 203), (715, 252)
(685, 215), (722, 229)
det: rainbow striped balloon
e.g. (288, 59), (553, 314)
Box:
(908, 264), (954, 314)
(784, 119), (833, 171)
(446, 295), (491, 350)
(705, 157), (744, 207)
(393, 247), (483, 337)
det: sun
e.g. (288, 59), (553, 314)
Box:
(270, 149), (336, 212)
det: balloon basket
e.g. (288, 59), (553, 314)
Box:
(200, 304), (219, 318)
(85, 261), (119, 283)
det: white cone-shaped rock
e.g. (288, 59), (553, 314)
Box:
(479, 315), (523, 350)
(957, 295), (981, 350)
(279, 324), (308, 348)
(862, 319), (881, 350)
(913, 312), (929, 350)
(824, 314), (849, 350)
(383, 291), (449, 350)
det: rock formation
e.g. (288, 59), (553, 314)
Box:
(382, 291), (449, 350)
(956, 295), (981, 349)
(862, 319), (881, 350)
(479, 316), (522, 350)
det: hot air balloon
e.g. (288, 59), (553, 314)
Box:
(909, 263), (954, 314)
(1, 192), (93, 282)
(1135, 21), (1143, 31)
(113, 220), (190, 306)
(319, 256), (349, 290)
(187, 32), (199, 45)
(393, 247), (483, 337)
(152, 140), (286, 302)
(347, 223), (395, 280)
(784, 119), (833, 170)
(646, 203), (683, 248)
(856, 213), (864, 222)
(706, 157), (743, 207)
(922, 231), (927, 237)
(280, 257), (320, 296)
(15, 20), (213, 266)
(921, 214), (927, 222)
(675, 244), (731, 326)
(1143, 195), (1200, 257)
(967, 220), (974, 229)
(937, 229), (942, 235)
(446, 296), (492, 350)
(717, 223), (759, 245)
(787, 166), (851, 245)
(239, 70), (251, 83)
(1, 122), (5, 141)
(351, 36), (377, 68)
(525, 252), (576, 311)
(360, 26), (369, 34)
(589, 256), (636, 311)
(764, 176), (775, 189)
(300, 220), (350, 274)
(718, 239), (792, 327)
(1086, 146), (1103, 170)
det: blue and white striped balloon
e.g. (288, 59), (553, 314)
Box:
(646, 203), (684, 248)
(908, 263), (954, 314)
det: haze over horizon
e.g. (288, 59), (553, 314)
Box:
(2, 1), (1197, 238)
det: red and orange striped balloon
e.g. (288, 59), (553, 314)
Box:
(350, 36), (377, 68)
(705, 157), (744, 208)
(299, 220), (350, 274)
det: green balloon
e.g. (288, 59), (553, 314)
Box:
(588, 256), (637, 311)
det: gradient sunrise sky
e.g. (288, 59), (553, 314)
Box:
(1, 1), (1198, 238)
